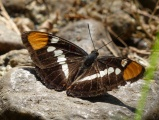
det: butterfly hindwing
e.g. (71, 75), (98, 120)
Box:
(67, 57), (145, 97)
(67, 61), (106, 97)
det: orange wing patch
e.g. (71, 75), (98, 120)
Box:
(28, 32), (49, 50)
(123, 61), (143, 81)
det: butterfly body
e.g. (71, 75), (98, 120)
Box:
(84, 50), (99, 67)
(22, 31), (145, 98)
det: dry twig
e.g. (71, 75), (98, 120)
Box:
(148, 0), (159, 23)
(107, 27), (128, 47)
(132, 0), (154, 40)
(129, 46), (151, 55)
(0, 0), (20, 35)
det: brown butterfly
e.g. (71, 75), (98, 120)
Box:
(21, 31), (145, 97)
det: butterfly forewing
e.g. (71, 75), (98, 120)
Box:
(22, 31), (87, 91)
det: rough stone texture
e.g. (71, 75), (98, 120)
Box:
(0, 67), (158, 120)
(143, 94), (159, 120)
(0, 49), (32, 78)
(142, 67), (159, 120)
(0, 23), (24, 54)
(58, 19), (122, 57)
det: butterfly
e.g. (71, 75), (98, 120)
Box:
(21, 31), (145, 98)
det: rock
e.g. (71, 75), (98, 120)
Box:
(143, 94), (159, 120)
(142, 68), (159, 120)
(0, 49), (32, 78)
(58, 19), (122, 57)
(0, 23), (24, 55)
(0, 67), (158, 120)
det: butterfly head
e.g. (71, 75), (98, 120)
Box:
(83, 50), (99, 68)
(90, 50), (99, 56)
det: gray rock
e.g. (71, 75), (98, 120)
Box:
(0, 23), (24, 54)
(0, 49), (32, 78)
(143, 94), (159, 120)
(0, 67), (158, 120)
(58, 19), (122, 57)
(0, 49), (32, 67)
(142, 68), (159, 120)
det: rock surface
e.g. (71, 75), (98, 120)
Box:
(0, 67), (158, 120)
(0, 49), (32, 78)
(0, 23), (24, 54)
(58, 19), (121, 57)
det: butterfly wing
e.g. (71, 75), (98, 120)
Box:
(67, 56), (145, 97)
(22, 31), (88, 91)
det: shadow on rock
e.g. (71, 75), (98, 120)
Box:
(23, 67), (136, 113)
(81, 93), (136, 113)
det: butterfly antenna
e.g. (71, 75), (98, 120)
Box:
(87, 24), (96, 50)
(97, 40), (113, 51)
